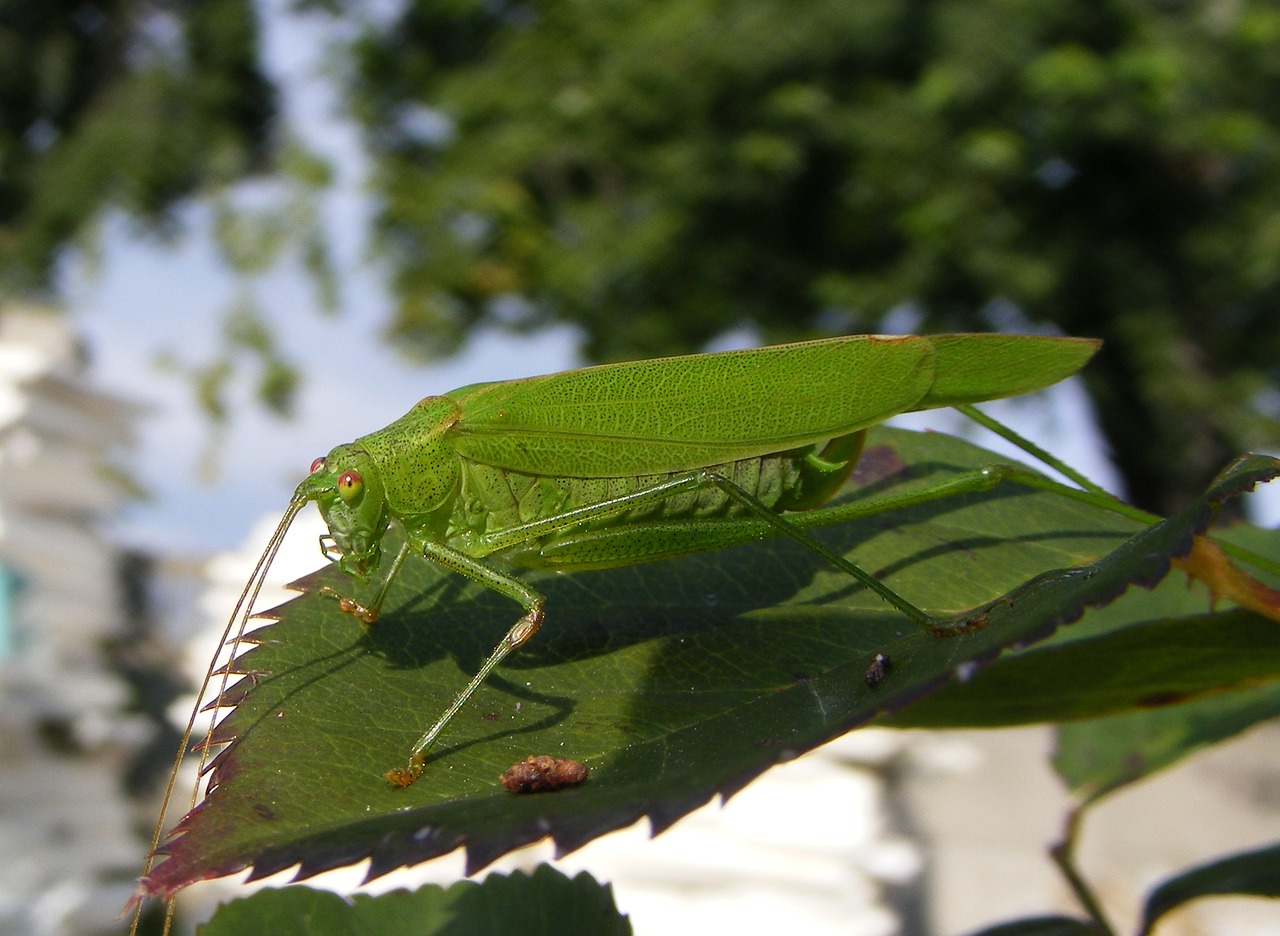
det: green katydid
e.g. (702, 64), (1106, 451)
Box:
(205, 332), (1102, 780)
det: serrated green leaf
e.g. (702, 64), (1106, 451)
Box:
(1038, 524), (1280, 801)
(1138, 841), (1280, 935)
(201, 887), (353, 936)
(140, 430), (1278, 898)
(198, 865), (630, 936)
(1021, 520), (1280, 649)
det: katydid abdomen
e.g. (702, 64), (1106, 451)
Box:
(457, 432), (866, 571)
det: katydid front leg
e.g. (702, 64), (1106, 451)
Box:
(320, 538), (415, 623)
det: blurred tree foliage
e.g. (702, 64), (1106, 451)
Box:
(0, 0), (275, 287)
(5, 0), (1280, 515)
(0, 0), (312, 419)
(323, 0), (1280, 515)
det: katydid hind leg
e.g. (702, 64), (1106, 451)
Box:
(697, 469), (935, 626)
(955, 404), (1280, 575)
(955, 403), (1111, 496)
(477, 456), (939, 626)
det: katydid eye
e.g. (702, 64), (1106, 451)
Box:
(310, 457), (326, 474)
(337, 470), (364, 503)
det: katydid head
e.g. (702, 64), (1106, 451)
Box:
(302, 444), (391, 581)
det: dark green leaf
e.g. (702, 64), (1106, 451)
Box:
(198, 865), (630, 936)
(140, 430), (1278, 897)
(200, 888), (353, 936)
(962, 915), (1104, 936)
(882, 608), (1280, 728)
(1053, 682), (1280, 803)
(1139, 841), (1280, 935)
(1038, 523), (1280, 801)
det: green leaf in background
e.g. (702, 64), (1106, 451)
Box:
(1138, 841), (1280, 936)
(198, 864), (630, 936)
(1040, 522), (1280, 802)
(880, 478), (1280, 801)
(139, 429), (1278, 899)
(882, 608), (1280, 728)
(1053, 681), (1280, 803)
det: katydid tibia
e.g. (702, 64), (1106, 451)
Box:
(138, 333), (1099, 922)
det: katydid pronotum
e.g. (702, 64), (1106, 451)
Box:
(137, 332), (1112, 927)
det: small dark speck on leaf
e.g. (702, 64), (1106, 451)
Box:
(252, 803), (277, 821)
(500, 755), (588, 794)
(865, 653), (891, 688)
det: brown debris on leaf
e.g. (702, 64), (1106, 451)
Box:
(500, 755), (589, 794)
(1173, 535), (1280, 623)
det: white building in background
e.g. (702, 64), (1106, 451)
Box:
(0, 306), (149, 935)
